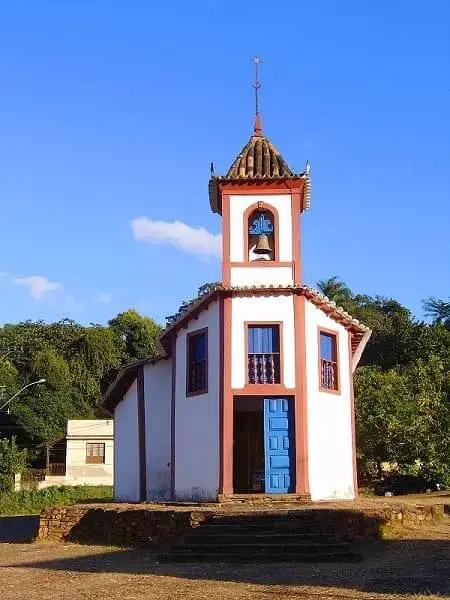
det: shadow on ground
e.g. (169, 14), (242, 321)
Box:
(0, 516), (39, 543)
(6, 538), (450, 596)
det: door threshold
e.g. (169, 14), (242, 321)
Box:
(218, 493), (311, 504)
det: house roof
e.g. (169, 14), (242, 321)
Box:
(102, 355), (168, 414)
(103, 286), (371, 413)
(159, 284), (371, 348)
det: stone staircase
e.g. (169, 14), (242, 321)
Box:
(160, 512), (362, 563)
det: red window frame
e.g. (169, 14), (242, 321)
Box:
(186, 328), (208, 396)
(318, 328), (340, 394)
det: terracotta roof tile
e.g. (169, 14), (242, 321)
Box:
(159, 284), (371, 344)
(225, 134), (297, 180)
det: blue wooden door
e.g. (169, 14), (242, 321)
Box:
(264, 398), (293, 493)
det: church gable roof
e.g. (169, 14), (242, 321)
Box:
(159, 285), (371, 346)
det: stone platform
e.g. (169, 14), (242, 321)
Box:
(37, 495), (449, 551)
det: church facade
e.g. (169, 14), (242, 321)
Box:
(104, 111), (371, 504)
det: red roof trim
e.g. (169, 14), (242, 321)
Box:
(159, 286), (370, 350)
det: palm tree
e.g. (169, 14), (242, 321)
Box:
(423, 297), (450, 327)
(316, 276), (352, 305)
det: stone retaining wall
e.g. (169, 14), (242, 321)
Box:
(38, 506), (212, 547)
(38, 502), (448, 547)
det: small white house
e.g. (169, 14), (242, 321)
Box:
(20, 419), (115, 490)
(104, 109), (371, 504)
(64, 419), (114, 486)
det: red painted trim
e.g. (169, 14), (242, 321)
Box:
(185, 327), (209, 397)
(218, 296), (225, 495)
(218, 179), (305, 195)
(231, 385), (295, 396)
(348, 332), (359, 497)
(160, 287), (368, 352)
(244, 321), (284, 386)
(170, 334), (177, 500)
(294, 295), (309, 494)
(220, 295), (233, 494)
(243, 201), (280, 263)
(137, 365), (147, 502)
(318, 326), (341, 395)
(222, 195), (231, 286)
(291, 189), (302, 285)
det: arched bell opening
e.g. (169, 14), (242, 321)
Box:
(247, 209), (276, 262)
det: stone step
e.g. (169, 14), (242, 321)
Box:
(170, 541), (351, 553)
(186, 531), (342, 543)
(161, 551), (361, 563)
(197, 522), (338, 534)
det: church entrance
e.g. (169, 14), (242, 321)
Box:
(233, 396), (294, 494)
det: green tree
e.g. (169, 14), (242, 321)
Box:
(353, 296), (417, 370)
(423, 297), (450, 327)
(355, 356), (450, 485)
(68, 326), (120, 409)
(165, 282), (221, 326)
(0, 360), (19, 403)
(108, 309), (162, 363)
(0, 437), (26, 493)
(11, 349), (91, 466)
(355, 366), (414, 480)
(316, 276), (353, 308)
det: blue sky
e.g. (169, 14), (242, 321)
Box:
(0, 1), (449, 326)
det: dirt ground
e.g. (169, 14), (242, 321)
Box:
(0, 521), (448, 600)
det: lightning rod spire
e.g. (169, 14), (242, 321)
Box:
(252, 56), (263, 136)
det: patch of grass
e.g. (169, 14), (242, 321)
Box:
(0, 485), (113, 515)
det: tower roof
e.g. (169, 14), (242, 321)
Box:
(209, 57), (311, 213)
(209, 120), (311, 213)
(225, 127), (297, 180)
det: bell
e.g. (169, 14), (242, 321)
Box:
(254, 233), (272, 255)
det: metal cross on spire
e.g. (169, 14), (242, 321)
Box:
(251, 56), (263, 136)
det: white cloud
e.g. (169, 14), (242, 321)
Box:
(13, 275), (63, 300)
(131, 217), (222, 259)
(96, 292), (112, 304)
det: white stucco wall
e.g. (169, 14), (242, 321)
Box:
(228, 194), (294, 287)
(231, 294), (296, 389)
(114, 380), (140, 502)
(144, 360), (172, 500)
(65, 419), (114, 486)
(174, 301), (220, 500)
(230, 266), (293, 287)
(304, 300), (355, 501)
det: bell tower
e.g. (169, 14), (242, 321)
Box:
(209, 58), (311, 288)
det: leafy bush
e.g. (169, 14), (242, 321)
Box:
(0, 485), (112, 515)
(0, 437), (27, 493)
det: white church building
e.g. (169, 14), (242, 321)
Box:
(104, 108), (371, 504)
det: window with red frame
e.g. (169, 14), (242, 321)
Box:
(187, 330), (208, 395)
(319, 331), (338, 391)
(247, 325), (281, 384)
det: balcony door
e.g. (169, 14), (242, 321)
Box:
(247, 324), (281, 385)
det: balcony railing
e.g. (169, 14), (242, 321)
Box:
(248, 352), (280, 384)
(320, 359), (338, 390)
